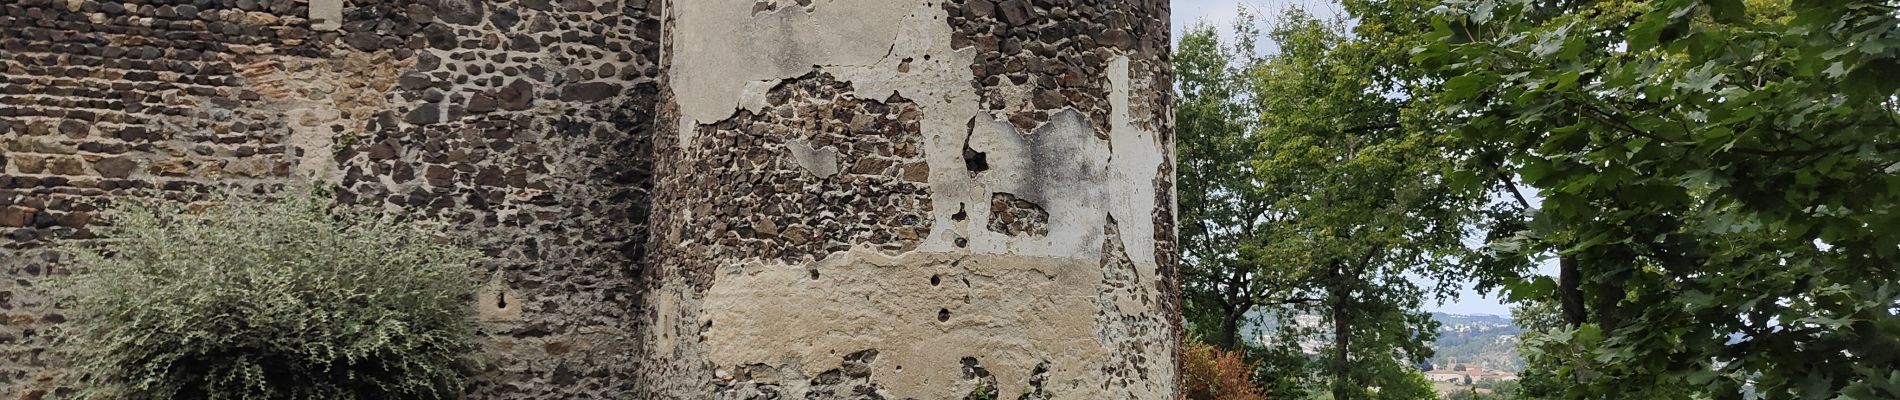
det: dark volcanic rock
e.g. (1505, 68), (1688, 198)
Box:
(434, 0), (486, 26)
(560, 82), (622, 102)
(499, 79), (536, 111)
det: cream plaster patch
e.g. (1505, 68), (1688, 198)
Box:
(703, 249), (1110, 398)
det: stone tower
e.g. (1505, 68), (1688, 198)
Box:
(636, 1), (1179, 398)
(0, 0), (1175, 398)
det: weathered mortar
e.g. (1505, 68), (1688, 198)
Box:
(0, 0), (1176, 398)
(639, 0), (1179, 398)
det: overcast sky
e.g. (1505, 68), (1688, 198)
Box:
(1171, 0), (1347, 48)
(1170, 0), (1528, 316)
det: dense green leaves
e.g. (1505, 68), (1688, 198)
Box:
(1247, 9), (1486, 399)
(1178, 5), (1490, 398)
(55, 192), (482, 400)
(1178, 17), (1275, 351)
(1418, 0), (1900, 397)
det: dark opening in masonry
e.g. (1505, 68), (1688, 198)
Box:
(963, 147), (988, 173)
(938, 308), (951, 322)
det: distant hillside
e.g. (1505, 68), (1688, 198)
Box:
(1429, 313), (1523, 372)
(1239, 310), (1526, 372)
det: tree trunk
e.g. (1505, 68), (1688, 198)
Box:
(1558, 255), (1587, 327)
(1214, 303), (1246, 350)
(1592, 269), (1627, 331)
(1330, 277), (1352, 400)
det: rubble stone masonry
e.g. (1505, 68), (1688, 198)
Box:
(0, 1), (1174, 398)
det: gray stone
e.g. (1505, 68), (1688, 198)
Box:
(499, 79), (535, 111)
(92, 157), (137, 179)
(468, 93), (499, 113)
(434, 0), (485, 26)
(560, 82), (620, 102)
(405, 104), (441, 125)
(998, 0), (1032, 25)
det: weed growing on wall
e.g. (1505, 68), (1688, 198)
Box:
(54, 191), (481, 400)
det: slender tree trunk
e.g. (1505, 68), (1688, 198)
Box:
(1558, 255), (1587, 327)
(1330, 269), (1352, 400)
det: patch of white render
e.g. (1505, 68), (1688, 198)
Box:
(658, 1), (1173, 398)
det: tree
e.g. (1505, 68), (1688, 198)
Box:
(1505, 301), (1566, 399)
(1176, 15), (1275, 351)
(1244, 8), (1486, 400)
(1418, 0), (1900, 397)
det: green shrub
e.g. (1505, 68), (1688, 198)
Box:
(55, 191), (482, 400)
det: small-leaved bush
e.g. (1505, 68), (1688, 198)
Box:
(56, 192), (481, 400)
(1182, 341), (1267, 400)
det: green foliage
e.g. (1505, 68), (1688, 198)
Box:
(1246, 337), (1320, 400)
(1418, 0), (1900, 397)
(1446, 379), (1525, 400)
(55, 191), (482, 400)
(966, 384), (993, 400)
(1505, 302), (1566, 399)
(1177, 15), (1276, 351)
(1178, 4), (1489, 399)
(1246, 7), (1485, 400)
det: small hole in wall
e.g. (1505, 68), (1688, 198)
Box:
(938, 308), (950, 322)
(962, 147), (989, 173)
(951, 203), (967, 221)
(495, 289), (509, 309)
(954, 237), (968, 248)
(930, 274), (941, 286)
(810, 269), (820, 280)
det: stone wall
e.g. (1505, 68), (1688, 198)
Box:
(638, 1), (1179, 399)
(1, 0), (661, 398)
(0, 1), (1176, 398)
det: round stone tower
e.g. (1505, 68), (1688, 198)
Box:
(637, 1), (1179, 398)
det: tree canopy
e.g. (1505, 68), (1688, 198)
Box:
(1178, 0), (1900, 398)
(1415, 0), (1900, 397)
